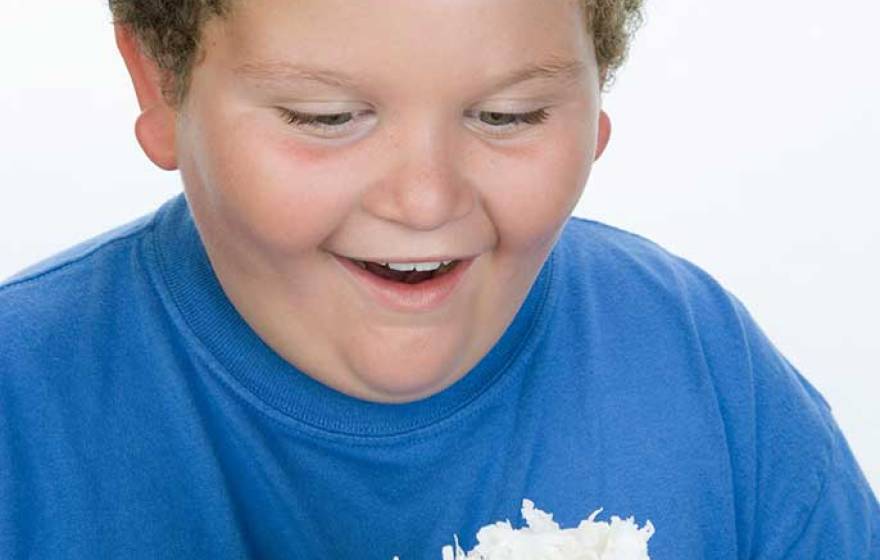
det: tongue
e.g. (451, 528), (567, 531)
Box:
(363, 262), (437, 284)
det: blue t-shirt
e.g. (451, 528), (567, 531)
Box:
(1, 193), (877, 559)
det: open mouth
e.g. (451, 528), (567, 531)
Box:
(348, 259), (462, 284)
(335, 253), (475, 312)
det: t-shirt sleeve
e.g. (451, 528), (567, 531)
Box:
(724, 294), (880, 559)
(760, 418), (880, 558)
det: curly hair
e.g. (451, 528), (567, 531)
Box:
(109, 0), (644, 109)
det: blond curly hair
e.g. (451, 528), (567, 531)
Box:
(109, 0), (645, 109)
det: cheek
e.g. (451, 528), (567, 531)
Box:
(483, 127), (594, 252)
(192, 118), (358, 255)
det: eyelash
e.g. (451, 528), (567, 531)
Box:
(277, 108), (550, 137)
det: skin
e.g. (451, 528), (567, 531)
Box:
(116, 0), (611, 404)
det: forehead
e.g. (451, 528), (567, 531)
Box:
(205, 0), (596, 94)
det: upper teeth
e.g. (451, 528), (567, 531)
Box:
(383, 260), (452, 272)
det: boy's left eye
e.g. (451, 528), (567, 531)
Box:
(473, 110), (550, 129)
(276, 108), (550, 138)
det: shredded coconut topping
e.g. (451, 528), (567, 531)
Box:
(394, 499), (655, 560)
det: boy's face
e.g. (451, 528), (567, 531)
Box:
(123, 0), (609, 403)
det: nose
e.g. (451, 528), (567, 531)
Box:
(361, 120), (475, 231)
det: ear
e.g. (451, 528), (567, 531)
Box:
(114, 23), (179, 171)
(594, 109), (612, 161)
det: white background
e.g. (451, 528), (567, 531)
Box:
(1, 1), (877, 492)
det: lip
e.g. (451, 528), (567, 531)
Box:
(334, 254), (475, 312)
(344, 256), (472, 264)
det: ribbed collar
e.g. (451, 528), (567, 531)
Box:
(149, 193), (555, 437)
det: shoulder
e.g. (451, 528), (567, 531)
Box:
(0, 209), (160, 367)
(557, 216), (739, 325)
(557, 215), (832, 422)
(1, 211), (156, 290)
(561, 215), (719, 285)
(558, 217), (877, 555)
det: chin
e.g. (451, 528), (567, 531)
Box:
(353, 361), (459, 403)
(367, 376), (449, 403)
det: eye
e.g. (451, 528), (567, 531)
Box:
(277, 108), (363, 136)
(280, 110), (353, 127)
(479, 109), (549, 127)
(473, 109), (551, 135)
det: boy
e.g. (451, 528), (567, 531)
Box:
(0, 0), (877, 558)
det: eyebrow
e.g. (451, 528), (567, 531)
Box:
(233, 57), (587, 91)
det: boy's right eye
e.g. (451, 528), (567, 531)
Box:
(277, 108), (363, 138)
(280, 109), (354, 127)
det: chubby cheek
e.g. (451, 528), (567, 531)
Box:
(191, 114), (360, 260)
(485, 126), (594, 258)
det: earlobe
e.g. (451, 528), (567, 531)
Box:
(135, 107), (179, 171)
(114, 23), (179, 171)
(594, 110), (612, 161)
